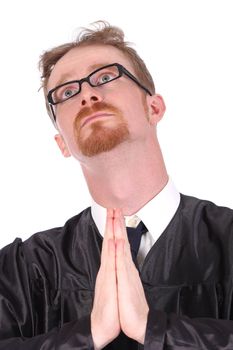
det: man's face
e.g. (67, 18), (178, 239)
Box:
(47, 44), (156, 160)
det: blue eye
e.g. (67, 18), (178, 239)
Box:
(89, 66), (120, 87)
(92, 71), (117, 86)
(55, 84), (80, 102)
(63, 88), (76, 98)
(99, 74), (113, 84)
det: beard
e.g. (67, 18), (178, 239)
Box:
(73, 101), (130, 157)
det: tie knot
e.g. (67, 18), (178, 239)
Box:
(124, 214), (141, 228)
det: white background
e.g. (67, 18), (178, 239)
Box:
(0, 0), (232, 248)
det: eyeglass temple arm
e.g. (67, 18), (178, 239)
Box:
(50, 104), (57, 122)
(122, 68), (152, 96)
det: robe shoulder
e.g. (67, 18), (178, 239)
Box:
(0, 206), (100, 338)
(180, 192), (233, 217)
(179, 193), (233, 240)
(0, 206), (101, 297)
(141, 193), (233, 286)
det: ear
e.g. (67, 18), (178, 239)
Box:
(147, 94), (166, 125)
(54, 134), (71, 158)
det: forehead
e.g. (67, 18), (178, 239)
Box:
(47, 44), (134, 90)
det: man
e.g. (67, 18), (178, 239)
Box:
(0, 21), (233, 349)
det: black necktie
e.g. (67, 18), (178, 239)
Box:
(126, 220), (148, 266)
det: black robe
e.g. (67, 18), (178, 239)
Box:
(1, 193), (233, 349)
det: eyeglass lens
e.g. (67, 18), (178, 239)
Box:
(52, 65), (120, 104)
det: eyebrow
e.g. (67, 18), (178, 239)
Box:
(89, 62), (110, 71)
(54, 62), (111, 87)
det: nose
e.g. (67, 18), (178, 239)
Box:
(79, 81), (103, 107)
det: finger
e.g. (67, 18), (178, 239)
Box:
(115, 238), (132, 287)
(96, 238), (116, 286)
(106, 238), (117, 277)
(101, 208), (114, 263)
(104, 208), (114, 239)
(116, 238), (126, 270)
(114, 208), (128, 242)
(114, 210), (131, 262)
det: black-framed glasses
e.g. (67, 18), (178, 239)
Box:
(47, 63), (152, 113)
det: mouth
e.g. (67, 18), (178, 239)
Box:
(81, 112), (113, 128)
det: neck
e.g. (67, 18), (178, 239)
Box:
(80, 135), (168, 216)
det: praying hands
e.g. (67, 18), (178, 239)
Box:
(91, 208), (149, 349)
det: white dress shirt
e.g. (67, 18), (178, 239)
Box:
(91, 177), (181, 269)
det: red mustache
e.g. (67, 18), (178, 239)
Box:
(75, 102), (121, 126)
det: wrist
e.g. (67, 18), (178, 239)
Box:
(91, 313), (103, 350)
(137, 309), (149, 344)
(91, 313), (113, 350)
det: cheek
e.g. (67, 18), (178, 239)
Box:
(119, 85), (148, 112)
(126, 95), (149, 121)
(56, 103), (77, 133)
(56, 102), (77, 123)
(56, 118), (76, 150)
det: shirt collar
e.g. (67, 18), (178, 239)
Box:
(90, 176), (180, 242)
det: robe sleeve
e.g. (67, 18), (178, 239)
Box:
(0, 318), (94, 349)
(143, 308), (233, 349)
(0, 238), (95, 350)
